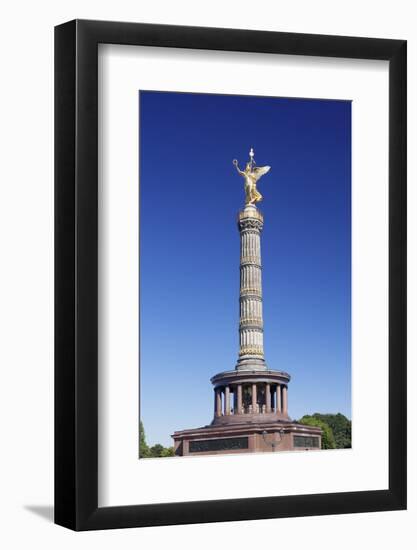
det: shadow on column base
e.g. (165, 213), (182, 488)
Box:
(210, 368), (291, 386)
(235, 356), (268, 371)
(172, 420), (322, 456)
(210, 410), (290, 426)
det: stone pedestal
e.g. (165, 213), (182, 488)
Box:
(173, 421), (322, 456)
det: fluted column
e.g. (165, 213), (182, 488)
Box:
(236, 205), (267, 371)
(209, 154), (293, 427)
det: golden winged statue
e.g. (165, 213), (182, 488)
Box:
(233, 148), (271, 205)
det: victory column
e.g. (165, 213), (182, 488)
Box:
(172, 149), (322, 455)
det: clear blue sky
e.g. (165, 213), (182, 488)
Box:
(139, 91), (351, 447)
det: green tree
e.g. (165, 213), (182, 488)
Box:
(149, 444), (165, 457)
(160, 446), (175, 457)
(298, 415), (336, 449)
(311, 413), (351, 449)
(139, 421), (175, 458)
(149, 443), (175, 457)
(139, 420), (150, 458)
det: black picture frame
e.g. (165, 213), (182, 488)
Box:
(55, 19), (407, 531)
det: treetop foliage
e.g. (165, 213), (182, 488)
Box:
(298, 413), (351, 450)
(139, 421), (175, 458)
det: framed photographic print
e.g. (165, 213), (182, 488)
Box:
(55, 20), (406, 530)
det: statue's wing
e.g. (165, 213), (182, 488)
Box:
(253, 165), (271, 181)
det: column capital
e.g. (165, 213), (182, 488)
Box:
(238, 206), (264, 232)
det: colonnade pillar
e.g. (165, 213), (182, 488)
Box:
(215, 388), (222, 417)
(237, 384), (243, 414)
(266, 383), (271, 413)
(224, 386), (231, 415)
(252, 383), (257, 410)
(214, 381), (288, 418)
(282, 385), (288, 415)
(276, 384), (282, 413)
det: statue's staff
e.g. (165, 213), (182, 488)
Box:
(233, 148), (270, 206)
(249, 147), (256, 171)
